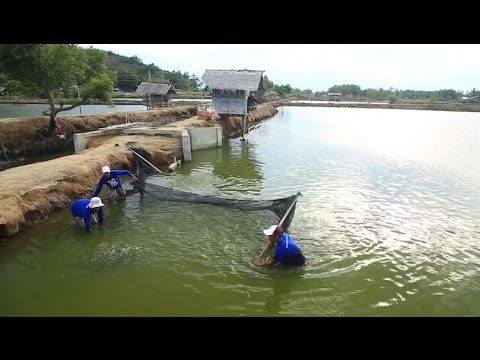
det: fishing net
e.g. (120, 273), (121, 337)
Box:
(128, 147), (300, 231)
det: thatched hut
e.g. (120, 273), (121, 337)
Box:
(136, 82), (177, 108)
(201, 69), (264, 116)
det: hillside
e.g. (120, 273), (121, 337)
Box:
(105, 52), (146, 74)
(105, 51), (201, 92)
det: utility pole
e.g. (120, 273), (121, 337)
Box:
(149, 70), (152, 109)
(160, 74), (163, 107)
(76, 82), (82, 114)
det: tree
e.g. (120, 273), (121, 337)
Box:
(273, 84), (293, 98)
(0, 44), (115, 136)
(262, 75), (274, 92)
(116, 71), (142, 91)
(5, 80), (24, 94)
(328, 84), (362, 97)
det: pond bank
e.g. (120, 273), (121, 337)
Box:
(282, 100), (480, 112)
(0, 106), (196, 170)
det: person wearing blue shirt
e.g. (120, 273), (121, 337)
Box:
(93, 165), (138, 201)
(70, 197), (104, 232)
(254, 225), (305, 267)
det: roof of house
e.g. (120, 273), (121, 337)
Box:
(201, 70), (264, 91)
(136, 82), (176, 95)
(0, 87), (6, 92)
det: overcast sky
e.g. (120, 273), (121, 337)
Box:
(80, 44), (480, 93)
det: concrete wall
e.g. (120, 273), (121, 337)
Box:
(73, 125), (223, 163)
(186, 127), (222, 151)
(181, 130), (192, 162)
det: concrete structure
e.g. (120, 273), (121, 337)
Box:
(73, 122), (222, 163)
(186, 127), (222, 151)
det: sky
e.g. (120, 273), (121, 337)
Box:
(80, 44), (480, 93)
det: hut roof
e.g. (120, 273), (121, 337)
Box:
(136, 82), (176, 95)
(201, 70), (264, 91)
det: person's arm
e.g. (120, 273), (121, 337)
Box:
(97, 208), (104, 224)
(113, 170), (137, 183)
(92, 177), (105, 197)
(114, 170), (134, 177)
(253, 258), (276, 267)
(83, 210), (92, 232)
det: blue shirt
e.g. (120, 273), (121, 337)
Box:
(70, 199), (104, 232)
(93, 170), (133, 197)
(273, 232), (305, 266)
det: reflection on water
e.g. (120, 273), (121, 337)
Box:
(1, 106), (480, 316)
(156, 140), (264, 198)
(263, 271), (305, 315)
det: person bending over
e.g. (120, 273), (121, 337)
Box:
(70, 196), (104, 232)
(254, 225), (305, 267)
(93, 165), (138, 201)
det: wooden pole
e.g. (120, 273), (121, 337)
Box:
(128, 147), (168, 175)
(242, 124), (261, 141)
(149, 70), (152, 110)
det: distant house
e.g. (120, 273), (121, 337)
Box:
(135, 82), (177, 107)
(460, 95), (480, 102)
(328, 92), (341, 101)
(0, 86), (6, 96)
(114, 87), (125, 95)
(201, 69), (264, 116)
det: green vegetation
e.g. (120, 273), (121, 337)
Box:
(106, 52), (200, 92)
(329, 84), (362, 97)
(325, 84), (472, 102)
(272, 84), (293, 98)
(263, 82), (479, 104)
(0, 44), (114, 136)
